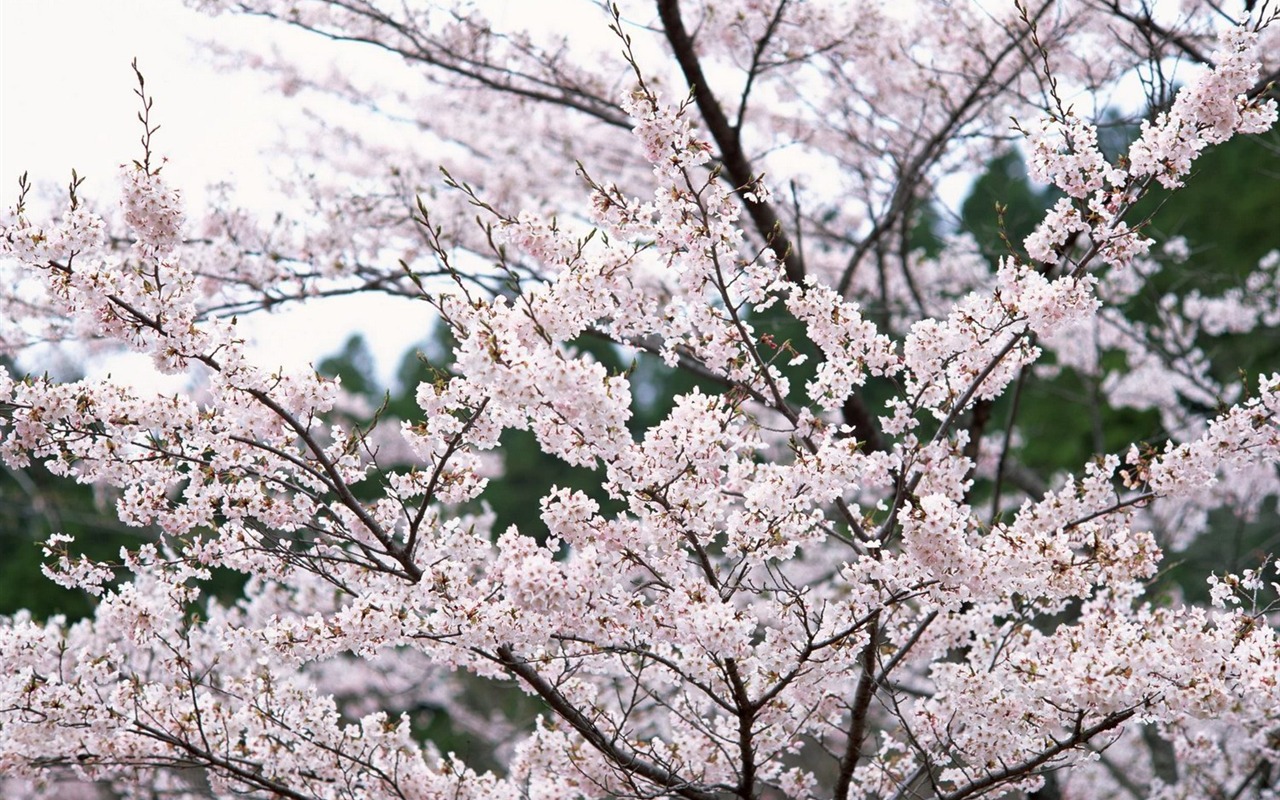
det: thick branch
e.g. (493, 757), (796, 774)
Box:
(656, 0), (805, 283)
(835, 613), (881, 800)
(943, 708), (1138, 800)
(130, 721), (312, 800)
(495, 645), (719, 800)
(236, 1), (630, 128)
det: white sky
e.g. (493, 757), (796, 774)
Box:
(1, 0), (436, 388)
(0, 1), (291, 205)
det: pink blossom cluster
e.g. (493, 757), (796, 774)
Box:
(1129, 29), (1278, 190)
(0, 3), (1279, 799)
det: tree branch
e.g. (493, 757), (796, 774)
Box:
(656, 0), (805, 283)
(495, 645), (720, 800)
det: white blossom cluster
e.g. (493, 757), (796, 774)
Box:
(0, 2), (1279, 799)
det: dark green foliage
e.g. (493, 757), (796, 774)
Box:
(960, 150), (1056, 261)
(0, 461), (132, 619)
(1135, 131), (1280, 280)
(1132, 131), (1280, 384)
(318, 333), (380, 399)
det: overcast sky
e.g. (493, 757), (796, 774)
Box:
(1, 0), (441, 387)
(2, 2), (280, 203)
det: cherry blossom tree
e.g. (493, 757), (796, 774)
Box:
(2, 1), (1280, 798)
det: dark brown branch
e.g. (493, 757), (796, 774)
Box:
(835, 2), (1048, 297)
(834, 612), (881, 800)
(733, 0), (790, 134)
(235, 1), (630, 129)
(723, 661), (759, 799)
(1097, 0), (1212, 65)
(942, 707), (1138, 800)
(963, 398), (994, 499)
(495, 645), (719, 800)
(990, 364), (1031, 521)
(656, 0), (805, 283)
(130, 720), (312, 800)
(842, 391), (887, 454)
